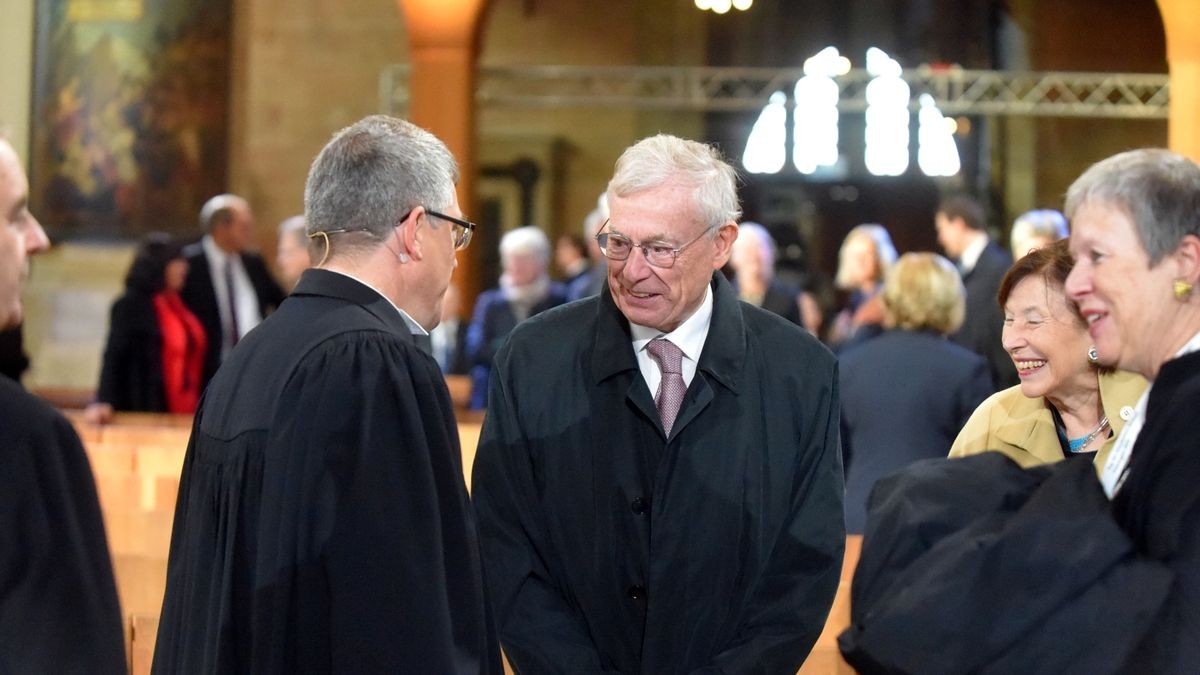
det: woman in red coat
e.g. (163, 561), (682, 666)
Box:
(86, 233), (207, 422)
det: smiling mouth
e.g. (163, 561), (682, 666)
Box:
(1014, 359), (1046, 372)
(625, 289), (655, 299)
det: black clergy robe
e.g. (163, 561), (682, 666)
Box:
(472, 273), (845, 674)
(153, 269), (500, 673)
(0, 377), (125, 674)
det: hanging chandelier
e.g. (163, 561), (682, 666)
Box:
(694, 0), (753, 13)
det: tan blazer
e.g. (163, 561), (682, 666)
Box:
(949, 369), (1148, 471)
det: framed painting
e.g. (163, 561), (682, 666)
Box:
(30, 0), (232, 240)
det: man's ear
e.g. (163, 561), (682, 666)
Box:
(711, 222), (738, 270)
(398, 207), (425, 262)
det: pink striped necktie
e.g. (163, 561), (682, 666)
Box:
(646, 338), (686, 436)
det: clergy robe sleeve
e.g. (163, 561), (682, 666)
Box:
(0, 385), (126, 674)
(696, 367), (846, 674)
(472, 355), (621, 674)
(253, 333), (493, 672)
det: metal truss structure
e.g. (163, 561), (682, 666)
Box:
(380, 64), (1169, 119)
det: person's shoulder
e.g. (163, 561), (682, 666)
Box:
(503, 296), (599, 352)
(1100, 369), (1148, 402)
(741, 301), (834, 367)
(0, 377), (66, 441)
(973, 384), (1028, 418)
(181, 241), (205, 261)
(980, 240), (1013, 271)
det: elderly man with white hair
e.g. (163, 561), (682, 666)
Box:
(465, 225), (567, 408)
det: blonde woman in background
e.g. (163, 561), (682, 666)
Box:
(828, 223), (897, 348)
(840, 252), (992, 533)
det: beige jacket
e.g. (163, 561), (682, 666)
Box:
(949, 369), (1148, 471)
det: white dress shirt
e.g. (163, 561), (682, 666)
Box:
(629, 284), (713, 398)
(202, 235), (263, 359)
(1102, 328), (1200, 497)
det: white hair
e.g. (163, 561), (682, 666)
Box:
(500, 225), (551, 268)
(607, 134), (741, 230)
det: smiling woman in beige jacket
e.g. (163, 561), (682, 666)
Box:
(949, 240), (1147, 468)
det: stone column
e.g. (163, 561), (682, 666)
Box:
(398, 0), (488, 308)
(1158, 0), (1200, 161)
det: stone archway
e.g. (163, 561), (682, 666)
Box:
(1158, 0), (1200, 160)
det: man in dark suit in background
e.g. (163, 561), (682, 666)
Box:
(181, 193), (285, 388)
(936, 194), (1017, 390)
(473, 134), (844, 674)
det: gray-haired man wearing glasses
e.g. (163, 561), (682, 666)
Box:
(154, 115), (500, 673)
(473, 133), (844, 673)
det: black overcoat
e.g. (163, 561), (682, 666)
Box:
(473, 273), (845, 674)
(153, 269), (501, 673)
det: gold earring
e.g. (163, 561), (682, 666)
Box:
(1175, 279), (1193, 301)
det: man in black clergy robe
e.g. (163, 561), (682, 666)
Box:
(472, 134), (845, 673)
(0, 134), (125, 672)
(153, 116), (501, 673)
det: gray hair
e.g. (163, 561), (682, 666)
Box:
(836, 223), (898, 289)
(606, 134), (741, 231)
(304, 115), (459, 257)
(735, 222), (777, 262)
(1065, 148), (1200, 265)
(199, 194), (249, 232)
(500, 225), (551, 268)
(278, 215), (308, 247)
(1010, 209), (1068, 258)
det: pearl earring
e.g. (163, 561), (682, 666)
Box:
(1087, 346), (1099, 364)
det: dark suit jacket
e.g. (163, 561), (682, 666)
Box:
(472, 273), (844, 674)
(838, 329), (992, 533)
(954, 240), (1016, 391)
(154, 269), (501, 673)
(180, 241), (285, 389)
(464, 283), (567, 408)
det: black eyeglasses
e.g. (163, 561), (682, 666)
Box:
(595, 220), (715, 269)
(425, 209), (476, 250)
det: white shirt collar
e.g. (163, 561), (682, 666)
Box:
(958, 231), (990, 273)
(201, 233), (234, 264)
(322, 268), (429, 336)
(628, 283), (713, 396)
(629, 283), (713, 363)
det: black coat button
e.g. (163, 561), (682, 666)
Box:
(631, 497), (649, 515)
(627, 585), (646, 600)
